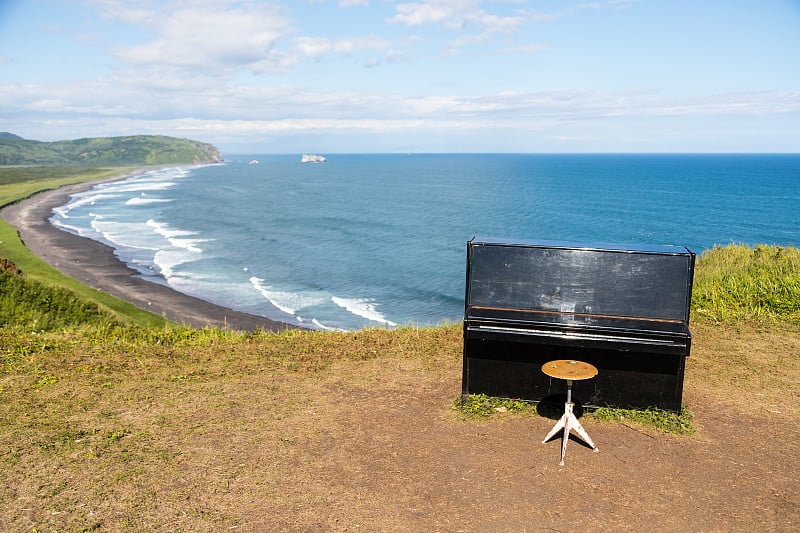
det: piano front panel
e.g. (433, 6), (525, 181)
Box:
(462, 335), (686, 411)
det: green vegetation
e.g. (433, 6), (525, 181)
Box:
(454, 391), (695, 434)
(0, 265), (115, 330)
(455, 393), (539, 419)
(455, 393), (694, 434)
(590, 405), (695, 434)
(0, 165), (126, 197)
(0, 134), (222, 166)
(691, 243), (800, 322)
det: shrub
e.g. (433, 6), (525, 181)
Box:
(0, 266), (116, 330)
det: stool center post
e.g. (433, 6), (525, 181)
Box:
(565, 379), (573, 405)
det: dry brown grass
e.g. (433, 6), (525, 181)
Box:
(0, 326), (461, 531)
(689, 320), (800, 418)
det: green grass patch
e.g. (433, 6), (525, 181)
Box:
(0, 268), (118, 330)
(455, 393), (539, 419)
(589, 405), (695, 435)
(0, 315), (795, 530)
(691, 243), (800, 323)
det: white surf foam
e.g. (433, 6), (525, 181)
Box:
(153, 248), (197, 280)
(331, 296), (397, 327)
(249, 276), (326, 316)
(310, 318), (348, 332)
(125, 197), (174, 206)
(55, 193), (121, 218)
(146, 219), (209, 253)
(50, 219), (92, 237)
(89, 218), (162, 250)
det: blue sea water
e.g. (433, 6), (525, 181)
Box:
(50, 154), (800, 331)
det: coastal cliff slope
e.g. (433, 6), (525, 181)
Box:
(0, 134), (223, 166)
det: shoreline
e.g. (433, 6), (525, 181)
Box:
(1, 171), (295, 332)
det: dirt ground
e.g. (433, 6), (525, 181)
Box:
(253, 360), (799, 532)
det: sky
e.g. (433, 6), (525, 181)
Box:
(1, 0), (799, 154)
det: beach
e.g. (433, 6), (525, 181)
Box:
(1, 174), (293, 331)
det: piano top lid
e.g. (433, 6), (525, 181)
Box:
(469, 236), (693, 256)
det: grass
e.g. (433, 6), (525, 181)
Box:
(590, 405), (695, 434)
(0, 268), (115, 330)
(455, 393), (539, 419)
(0, 324), (463, 530)
(1, 317), (797, 530)
(691, 243), (800, 323)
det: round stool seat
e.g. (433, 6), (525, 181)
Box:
(541, 359), (598, 381)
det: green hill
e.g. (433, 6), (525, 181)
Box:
(0, 134), (223, 165)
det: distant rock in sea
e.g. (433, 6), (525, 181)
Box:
(301, 154), (326, 163)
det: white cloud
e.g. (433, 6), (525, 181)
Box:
(389, 0), (523, 32)
(4, 87), (799, 152)
(102, 2), (294, 75)
(90, 0), (160, 24)
(293, 35), (392, 60)
(293, 37), (333, 59)
(5, 77), (799, 137)
(389, 1), (462, 27)
(388, 0), (524, 55)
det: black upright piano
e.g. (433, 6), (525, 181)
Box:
(462, 237), (695, 411)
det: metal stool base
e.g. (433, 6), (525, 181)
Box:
(542, 402), (597, 466)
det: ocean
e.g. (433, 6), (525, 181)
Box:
(50, 154), (800, 331)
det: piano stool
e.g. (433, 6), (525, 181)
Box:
(540, 360), (599, 466)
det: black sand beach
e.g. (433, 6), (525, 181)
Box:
(1, 175), (292, 331)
